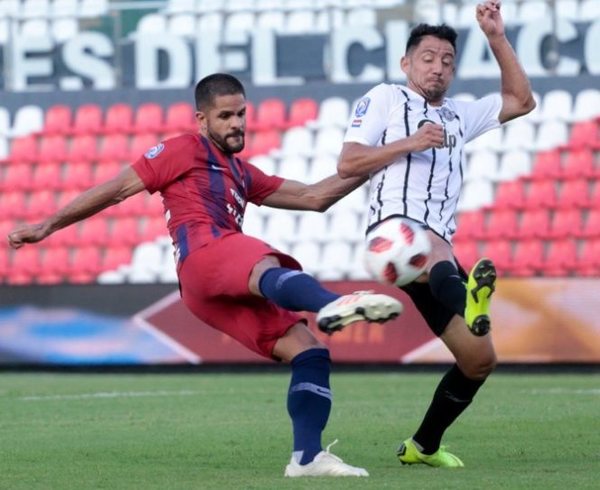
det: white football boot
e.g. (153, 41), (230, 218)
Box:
(316, 291), (403, 334)
(284, 441), (369, 477)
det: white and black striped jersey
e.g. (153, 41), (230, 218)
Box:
(344, 83), (502, 242)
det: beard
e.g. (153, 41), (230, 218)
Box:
(209, 129), (245, 154)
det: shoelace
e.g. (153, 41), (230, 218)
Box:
(323, 439), (343, 462)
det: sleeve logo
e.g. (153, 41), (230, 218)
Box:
(354, 97), (371, 117)
(145, 142), (165, 159)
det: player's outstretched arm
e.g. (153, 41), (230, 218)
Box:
(262, 173), (367, 212)
(477, 0), (536, 123)
(7, 167), (146, 249)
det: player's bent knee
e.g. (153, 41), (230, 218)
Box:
(272, 322), (327, 362)
(461, 352), (497, 380)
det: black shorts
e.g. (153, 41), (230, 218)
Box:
(400, 259), (468, 337)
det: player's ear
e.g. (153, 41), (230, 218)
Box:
(400, 55), (409, 75)
(195, 110), (207, 132)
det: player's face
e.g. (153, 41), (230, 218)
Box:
(197, 93), (246, 154)
(401, 36), (456, 104)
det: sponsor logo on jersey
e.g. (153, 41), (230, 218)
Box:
(438, 106), (456, 121)
(354, 97), (371, 117)
(144, 142), (164, 159)
(351, 119), (362, 127)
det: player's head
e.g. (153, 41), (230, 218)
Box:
(194, 73), (247, 154)
(401, 24), (458, 104)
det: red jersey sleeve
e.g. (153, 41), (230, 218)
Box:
(131, 134), (199, 194)
(244, 160), (284, 205)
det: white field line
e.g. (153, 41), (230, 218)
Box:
(21, 390), (200, 402)
(528, 388), (600, 396)
(132, 290), (202, 365)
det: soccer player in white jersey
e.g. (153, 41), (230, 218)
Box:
(338, 1), (535, 467)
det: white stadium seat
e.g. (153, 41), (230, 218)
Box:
(540, 89), (574, 122)
(311, 96), (350, 129)
(290, 241), (320, 276)
(457, 179), (494, 211)
(297, 212), (329, 243)
(556, 0), (579, 21)
(497, 150), (532, 181)
(249, 154), (277, 175)
(10, 105), (44, 137)
(127, 242), (164, 283)
(263, 212), (298, 245)
(571, 89), (600, 122)
(308, 154), (337, 182)
(326, 209), (362, 242)
(314, 127), (344, 157)
(464, 127), (503, 154)
(279, 127), (314, 158)
(277, 155), (310, 181)
(465, 150), (499, 182)
(502, 119), (536, 151)
(319, 241), (353, 280)
(535, 120), (568, 151)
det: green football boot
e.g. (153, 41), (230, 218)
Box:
(464, 258), (497, 336)
(397, 438), (464, 468)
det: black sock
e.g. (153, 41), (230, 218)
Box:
(429, 261), (466, 318)
(412, 364), (485, 454)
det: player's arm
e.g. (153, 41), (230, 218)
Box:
(262, 174), (367, 212)
(477, 1), (536, 123)
(338, 123), (446, 178)
(8, 167), (145, 249)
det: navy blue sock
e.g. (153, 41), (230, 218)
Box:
(259, 267), (339, 312)
(287, 348), (332, 464)
(429, 261), (466, 317)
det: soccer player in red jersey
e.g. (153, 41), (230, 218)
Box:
(8, 73), (402, 477)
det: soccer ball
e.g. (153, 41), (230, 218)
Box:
(364, 217), (431, 287)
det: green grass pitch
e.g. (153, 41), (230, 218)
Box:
(0, 371), (597, 489)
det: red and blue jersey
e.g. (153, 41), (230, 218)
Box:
(132, 133), (283, 264)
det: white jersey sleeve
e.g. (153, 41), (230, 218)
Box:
(452, 93), (502, 143)
(343, 83), (396, 146)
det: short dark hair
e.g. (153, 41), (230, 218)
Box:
(406, 23), (458, 53)
(194, 73), (246, 110)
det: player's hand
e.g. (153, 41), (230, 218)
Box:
(409, 123), (445, 152)
(476, 1), (505, 38)
(7, 223), (48, 249)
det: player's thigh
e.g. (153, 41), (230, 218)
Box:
(440, 315), (497, 379)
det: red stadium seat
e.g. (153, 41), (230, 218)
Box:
(5, 135), (38, 163)
(548, 209), (584, 239)
(565, 120), (600, 150)
(557, 178), (590, 209)
(25, 190), (58, 219)
(38, 246), (71, 284)
(31, 163), (62, 190)
(139, 216), (168, 242)
(78, 216), (110, 246)
(248, 129), (280, 157)
(69, 246), (102, 283)
(542, 239), (578, 276)
(144, 193), (165, 217)
(110, 217), (141, 246)
(454, 211), (485, 241)
(481, 239), (513, 273)
(286, 98), (318, 128)
(254, 98), (286, 131)
(245, 101), (257, 131)
(113, 192), (145, 217)
(98, 134), (130, 163)
(517, 209), (550, 239)
(524, 180), (557, 209)
(68, 135), (98, 162)
(129, 133), (160, 161)
(582, 209), (600, 238)
(561, 149), (595, 179)
(492, 180), (525, 209)
(1, 163), (34, 191)
(577, 238), (600, 276)
(101, 245), (133, 271)
(0, 192), (28, 219)
(37, 135), (68, 164)
(529, 150), (562, 181)
(164, 102), (195, 132)
(134, 103), (164, 134)
(7, 247), (40, 284)
(103, 103), (133, 134)
(72, 104), (103, 135)
(43, 105), (72, 135)
(62, 162), (93, 190)
(484, 209), (518, 240)
(93, 161), (122, 186)
(453, 241), (480, 270)
(511, 239), (544, 277)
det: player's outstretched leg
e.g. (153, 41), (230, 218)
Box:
(316, 291), (403, 334)
(464, 258), (496, 336)
(397, 438), (464, 468)
(285, 440), (369, 477)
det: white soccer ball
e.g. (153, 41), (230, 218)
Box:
(364, 217), (432, 287)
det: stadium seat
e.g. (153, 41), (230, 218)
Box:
(140, 216), (169, 242)
(7, 247), (40, 285)
(249, 129), (281, 157)
(457, 179), (494, 211)
(93, 161), (122, 185)
(263, 212), (298, 246)
(582, 209), (600, 238)
(78, 216), (110, 246)
(481, 239), (512, 273)
(104, 103), (134, 134)
(129, 133), (160, 161)
(134, 103), (165, 134)
(319, 241), (353, 280)
(110, 217), (142, 246)
(278, 155), (310, 182)
(484, 209), (518, 240)
(529, 150), (562, 180)
(561, 148), (595, 179)
(279, 127), (313, 158)
(570, 89), (600, 122)
(511, 239), (544, 277)
(1, 163), (34, 191)
(496, 150), (532, 181)
(68, 135), (98, 162)
(254, 98), (287, 131)
(31, 162), (62, 190)
(21, 19), (50, 38)
(26, 190), (58, 219)
(0, 191), (27, 220)
(248, 154), (276, 175)
(51, 17), (79, 43)
(79, 0), (109, 17)
(286, 98), (318, 128)
(542, 239), (578, 277)
(492, 180), (526, 209)
(113, 192), (145, 217)
(548, 209), (584, 239)
(38, 246), (71, 284)
(517, 209), (551, 239)
(501, 120), (536, 151)
(535, 120), (569, 151)
(224, 11), (256, 38)
(37, 135), (68, 165)
(557, 179), (590, 209)
(312, 97), (350, 129)
(61, 162), (93, 190)
(454, 211), (485, 241)
(43, 104), (72, 135)
(524, 180), (557, 209)
(6, 135), (39, 163)
(326, 209), (361, 242)
(565, 121), (600, 151)
(69, 246), (102, 283)
(308, 154), (337, 183)
(464, 127), (502, 154)
(72, 104), (103, 135)
(127, 242), (165, 283)
(580, 0), (600, 20)
(465, 150), (498, 181)
(453, 241), (480, 270)
(290, 240), (321, 276)
(101, 245), (133, 271)
(539, 89), (573, 122)
(577, 238), (600, 276)
(98, 134), (130, 162)
(296, 212), (328, 243)
(9, 105), (44, 137)
(164, 102), (195, 132)
(50, 0), (78, 18)
(0, 243), (8, 279)
(314, 127), (344, 157)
